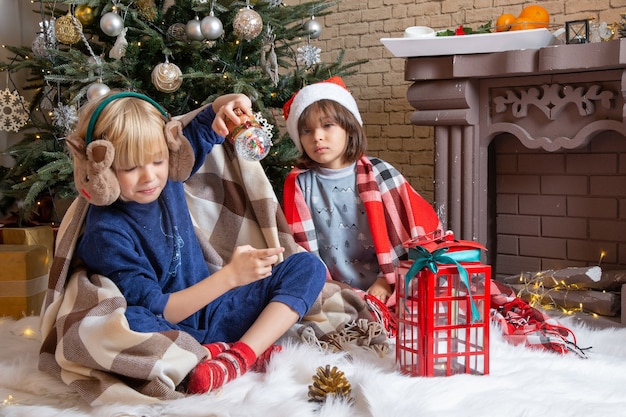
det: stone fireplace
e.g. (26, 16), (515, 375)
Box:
(403, 39), (626, 289)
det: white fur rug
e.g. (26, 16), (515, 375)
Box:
(1, 315), (625, 417)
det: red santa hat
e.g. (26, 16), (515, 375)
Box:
(283, 76), (363, 153)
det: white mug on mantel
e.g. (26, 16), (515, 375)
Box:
(404, 26), (436, 38)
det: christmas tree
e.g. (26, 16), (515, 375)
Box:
(0, 0), (364, 225)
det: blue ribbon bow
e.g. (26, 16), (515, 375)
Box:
(404, 245), (482, 322)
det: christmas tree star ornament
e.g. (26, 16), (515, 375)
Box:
(52, 103), (78, 133)
(297, 44), (321, 68)
(0, 88), (30, 133)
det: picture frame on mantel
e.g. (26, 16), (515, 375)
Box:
(565, 19), (589, 44)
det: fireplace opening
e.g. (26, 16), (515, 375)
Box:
(489, 131), (626, 281)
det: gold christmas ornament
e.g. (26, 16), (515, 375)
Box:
(55, 12), (82, 45)
(74, 4), (95, 26)
(135, 0), (158, 22)
(308, 365), (353, 404)
(151, 60), (183, 93)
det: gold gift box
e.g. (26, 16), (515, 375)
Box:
(1, 225), (55, 262)
(0, 244), (49, 319)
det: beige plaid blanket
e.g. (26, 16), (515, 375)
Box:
(38, 141), (387, 406)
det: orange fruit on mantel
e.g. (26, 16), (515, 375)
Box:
(517, 5), (550, 28)
(496, 5), (550, 32)
(495, 13), (516, 32)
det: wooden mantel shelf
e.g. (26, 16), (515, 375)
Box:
(402, 38), (626, 254)
(404, 38), (626, 81)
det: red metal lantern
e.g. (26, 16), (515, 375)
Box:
(396, 239), (491, 377)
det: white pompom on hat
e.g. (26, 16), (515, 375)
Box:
(283, 76), (362, 153)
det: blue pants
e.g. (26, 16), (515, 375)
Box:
(126, 252), (326, 344)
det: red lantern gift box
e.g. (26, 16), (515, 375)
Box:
(396, 237), (491, 377)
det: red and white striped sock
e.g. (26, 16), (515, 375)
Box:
(249, 344), (283, 373)
(187, 341), (256, 394)
(202, 341), (231, 358)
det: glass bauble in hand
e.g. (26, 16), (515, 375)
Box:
(226, 109), (272, 161)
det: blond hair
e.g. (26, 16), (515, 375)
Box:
(74, 92), (168, 171)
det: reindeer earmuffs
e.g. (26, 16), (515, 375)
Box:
(66, 92), (197, 206)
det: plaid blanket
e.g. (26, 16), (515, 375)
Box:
(39, 141), (387, 406)
(283, 156), (442, 299)
(490, 281), (588, 358)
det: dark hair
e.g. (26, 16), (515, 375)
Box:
(295, 99), (366, 169)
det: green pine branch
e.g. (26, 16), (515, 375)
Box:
(1, 0), (366, 223)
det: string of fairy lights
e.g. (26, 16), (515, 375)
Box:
(513, 250), (610, 319)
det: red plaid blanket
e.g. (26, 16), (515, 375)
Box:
(490, 281), (588, 358)
(283, 156), (442, 301)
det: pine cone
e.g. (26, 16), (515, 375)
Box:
(308, 365), (353, 404)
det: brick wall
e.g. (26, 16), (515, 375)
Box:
(494, 132), (626, 278)
(297, 0), (626, 202)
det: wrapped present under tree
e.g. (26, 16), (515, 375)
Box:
(0, 244), (49, 319)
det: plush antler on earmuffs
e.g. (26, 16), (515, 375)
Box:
(68, 92), (200, 206)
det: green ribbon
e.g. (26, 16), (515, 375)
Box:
(404, 245), (482, 322)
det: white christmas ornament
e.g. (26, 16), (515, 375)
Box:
(201, 13), (223, 40)
(0, 89), (30, 133)
(297, 44), (321, 68)
(151, 60), (183, 93)
(100, 11), (124, 37)
(186, 16), (205, 41)
(109, 27), (128, 60)
(53, 103), (78, 133)
(87, 82), (111, 101)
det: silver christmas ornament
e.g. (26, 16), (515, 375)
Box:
(151, 61), (183, 93)
(32, 35), (53, 60)
(233, 7), (263, 41)
(303, 17), (322, 39)
(186, 16), (205, 41)
(32, 19), (57, 59)
(201, 13), (223, 40)
(100, 11), (124, 37)
(87, 82), (111, 101)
